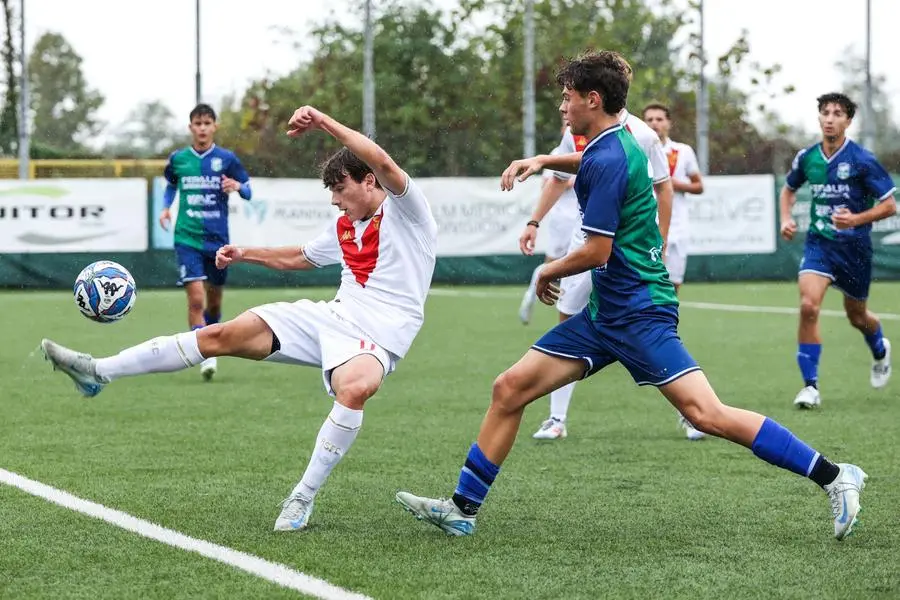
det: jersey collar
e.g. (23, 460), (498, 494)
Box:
(818, 138), (850, 164)
(190, 143), (217, 159)
(583, 124), (624, 153)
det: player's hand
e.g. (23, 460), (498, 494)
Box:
(287, 106), (326, 137)
(832, 207), (858, 230)
(519, 223), (538, 256)
(158, 208), (171, 231)
(501, 157), (544, 191)
(535, 273), (561, 306)
(216, 244), (244, 269)
(780, 218), (797, 241)
(221, 175), (241, 194)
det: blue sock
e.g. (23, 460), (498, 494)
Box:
(797, 343), (821, 388)
(864, 324), (886, 360)
(451, 443), (500, 516)
(204, 311), (221, 326)
(751, 418), (822, 478)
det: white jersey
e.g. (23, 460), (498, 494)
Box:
(542, 146), (580, 225)
(301, 174), (437, 358)
(661, 138), (700, 241)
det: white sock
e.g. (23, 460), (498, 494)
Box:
(525, 264), (543, 300)
(292, 401), (364, 500)
(95, 332), (205, 381)
(550, 381), (575, 421)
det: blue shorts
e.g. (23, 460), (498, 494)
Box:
(800, 234), (872, 300)
(175, 243), (227, 287)
(532, 305), (700, 386)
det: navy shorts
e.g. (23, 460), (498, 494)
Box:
(532, 305), (700, 386)
(800, 234), (872, 300)
(175, 243), (227, 287)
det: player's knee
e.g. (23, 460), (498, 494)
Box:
(196, 323), (228, 356)
(799, 297), (820, 321)
(680, 401), (726, 436)
(334, 381), (376, 410)
(490, 370), (527, 414)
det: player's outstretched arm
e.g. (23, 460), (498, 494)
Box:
(287, 106), (406, 195)
(501, 152), (582, 191)
(534, 234), (613, 305)
(216, 245), (315, 271)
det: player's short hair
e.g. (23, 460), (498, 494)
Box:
(555, 50), (630, 115)
(642, 102), (670, 119)
(320, 147), (382, 190)
(190, 103), (217, 122)
(817, 93), (856, 119)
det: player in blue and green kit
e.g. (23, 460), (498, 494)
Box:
(396, 51), (868, 541)
(780, 93), (896, 409)
(159, 103), (252, 381)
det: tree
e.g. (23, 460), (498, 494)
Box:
(103, 100), (182, 158)
(0, 0), (18, 155)
(28, 32), (103, 153)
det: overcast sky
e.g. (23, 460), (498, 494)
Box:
(24, 0), (894, 141)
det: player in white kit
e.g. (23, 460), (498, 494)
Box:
(40, 105), (438, 532)
(643, 103), (703, 293)
(518, 56), (675, 441)
(643, 103), (705, 440)
(518, 122), (582, 325)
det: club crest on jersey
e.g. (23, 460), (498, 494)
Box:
(836, 162), (850, 180)
(210, 157), (223, 172)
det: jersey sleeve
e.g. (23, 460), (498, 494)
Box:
(388, 172), (436, 226)
(580, 153), (629, 238)
(163, 151), (178, 184)
(682, 145), (700, 177)
(301, 220), (342, 268)
(226, 152), (250, 183)
(647, 138), (670, 183)
(860, 151), (897, 202)
(785, 149), (808, 190)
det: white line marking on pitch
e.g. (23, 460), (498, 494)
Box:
(426, 288), (900, 320)
(0, 469), (372, 600)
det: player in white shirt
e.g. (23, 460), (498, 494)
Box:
(40, 105), (438, 532)
(520, 74), (674, 440)
(642, 103), (703, 293)
(518, 121), (582, 325)
(643, 103), (705, 441)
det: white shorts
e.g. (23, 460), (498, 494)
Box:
(544, 209), (581, 260)
(249, 299), (397, 396)
(557, 270), (591, 316)
(665, 239), (688, 285)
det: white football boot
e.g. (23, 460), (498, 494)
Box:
(678, 414), (706, 441)
(200, 357), (218, 382)
(40, 339), (106, 397)
(395, 492), (476, 536)
(870, 338), (891, 389)
(793, 385), (821, 409)
(824, 463), (867, 540)
(273, 494), (314, 532)
(532, 417), (567, 440)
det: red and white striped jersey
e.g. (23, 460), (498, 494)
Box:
(301, 174), (437, 358)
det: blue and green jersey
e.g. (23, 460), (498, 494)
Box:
(785, 139), (895, 242)
(574, 124), (677, 324)
(163, 144), (251, 252)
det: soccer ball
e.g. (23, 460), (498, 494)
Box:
(73, 261), (137, 323)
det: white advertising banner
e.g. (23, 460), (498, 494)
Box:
(0, 179), (148, 253)
(155, 176), (545, 257)
(687, 174), (776, 255)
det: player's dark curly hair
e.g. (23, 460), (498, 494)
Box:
(817, 93), (857, 119)
(320, 147), (382, 190)
(556, 50), (630, 115)
(189, 103), (217, 122)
